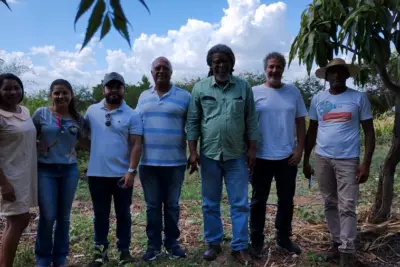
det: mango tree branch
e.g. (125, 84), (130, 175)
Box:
(338, 44), (358, 54)
(377, 65), (400, 94)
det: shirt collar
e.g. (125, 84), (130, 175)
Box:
(211, 75), (236, 88)
(0, 106), (29, 120)
(100, 99), (127, 112)
(150, 84), (176, 96)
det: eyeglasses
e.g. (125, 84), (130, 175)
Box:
(105, 113), (111, 127)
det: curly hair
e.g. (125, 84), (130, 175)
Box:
(206, 44), (235, 77)
(263, 52), (286, 70)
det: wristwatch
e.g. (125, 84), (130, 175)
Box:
(128, 168), (137, 176)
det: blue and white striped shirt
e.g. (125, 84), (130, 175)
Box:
(136, 86), (191, 166)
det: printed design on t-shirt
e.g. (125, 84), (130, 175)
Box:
(65, 148), (77, 162)
(317, 100), (352, 122)
(68, 126), (79, 136)
(37, 116), (80, 159)
(37, 137), (57, 158)
(317, 101), (336, 116)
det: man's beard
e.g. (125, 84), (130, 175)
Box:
(105, 95), (122, 104)
(267, 76), (282, 87)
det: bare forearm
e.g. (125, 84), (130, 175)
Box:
(304, 131), (317, 162)
(248, 140), (257, 151)
(296, 118), (306, 153)
(0, 168), (8, 186)
(188, 140), (198, 154)
(129, 145), (142, 169)
(363, 132), (375, 167)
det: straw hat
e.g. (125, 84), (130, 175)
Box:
(315, 58), (359, 79)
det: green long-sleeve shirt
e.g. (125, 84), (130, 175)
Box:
(186, 75), (259, 161)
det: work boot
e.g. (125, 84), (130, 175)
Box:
(203, 245), (222, 261)
(142, 248), (163, 262)
(276, 238), (301, 255)
(119, 251), (135, 266)
(250, 244), (263, 259)
(166, 245), (186, 259)
(326, 242), (340, 261)
(231, 249), (252, 265)
(87, 245), (108, 267)
(340, 252), (356, 267)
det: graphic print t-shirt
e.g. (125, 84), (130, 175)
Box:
(32, 107), (86, 164)
(309, 88), (373, 159)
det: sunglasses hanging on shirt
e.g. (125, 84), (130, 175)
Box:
(56, 116), (65, 133)
(105, 113), (111, 127)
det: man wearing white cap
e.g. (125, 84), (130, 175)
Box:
(303, 59), (375, 267)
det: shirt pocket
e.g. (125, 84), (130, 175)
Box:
(201, 96), (219, 120)
(229, 97), (245, 117)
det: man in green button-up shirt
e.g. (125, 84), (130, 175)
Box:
(186, 44), (258, 265)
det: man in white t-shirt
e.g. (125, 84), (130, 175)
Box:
(249, 52), (307, 258)
(303, 59), (375, 267)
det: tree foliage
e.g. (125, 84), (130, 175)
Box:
(294, 76), (325, 108)
(0, 58), (32, 76)
(92, 75), (151, 108)
(289, 0), (400, 223)
(289, 0), (400, 90)
(2, 0), (150, 50)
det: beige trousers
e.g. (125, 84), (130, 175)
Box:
(315, 154), (359, 254)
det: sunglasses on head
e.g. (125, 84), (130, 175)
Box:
(105, 113), (111, 127)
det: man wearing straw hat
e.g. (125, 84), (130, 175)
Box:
(303, 58), (375, 267)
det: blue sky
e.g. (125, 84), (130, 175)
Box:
(1, 0), (324, 90)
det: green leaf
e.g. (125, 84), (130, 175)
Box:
(138, 0), (150, 14)
(100, 15), (111, 41)
(111, 0), (131, 47)
(74, 0), (96, 31)
(288, 36), (299, 67)
(112, 13), (131, 47)
(1, 0), (11, 11)
(315, 41), (327, 67)
(304, 32), (315, 60)
(371, 36), (390, 67)
(81, 0), (105, 50)
(392, 30), (400, 54)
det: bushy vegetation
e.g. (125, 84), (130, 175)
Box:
(21, 72), (395, 147)
(3, 71), (396, 266)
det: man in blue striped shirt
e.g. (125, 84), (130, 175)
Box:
(136, 57), (191, 262)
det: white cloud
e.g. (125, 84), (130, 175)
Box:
(1, 0), (319, 91)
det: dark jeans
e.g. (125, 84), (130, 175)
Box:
(35, 163), (79, 267)
(88, 177), (133, 252)
(250, 157), (297, 247)
(139, 165), (185, 251)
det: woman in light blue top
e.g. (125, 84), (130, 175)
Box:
(32, 79), (87, 267)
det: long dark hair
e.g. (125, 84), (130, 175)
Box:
(50, 79), (80, 122)
(0, 73), (24, 104)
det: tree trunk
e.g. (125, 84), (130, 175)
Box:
(370, 94), (400, 223)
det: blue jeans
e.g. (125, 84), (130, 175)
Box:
(200, 154), (249, 251)
(88, 177), (133, 252)
(35, 163), (79, 267)
(139, 165), (185, 250)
